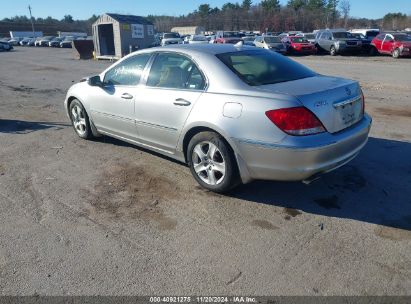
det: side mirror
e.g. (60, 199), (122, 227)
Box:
(88, 75), (103, 87)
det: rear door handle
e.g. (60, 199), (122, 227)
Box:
(173, 98), (191, 106)
(121, 93), (133, 100)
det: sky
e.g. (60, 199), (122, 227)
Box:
(1, 0), (410, 20)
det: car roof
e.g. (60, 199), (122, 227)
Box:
(147, 44), (257, 56)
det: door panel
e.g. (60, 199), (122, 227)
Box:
(135, 52), (206, 153)
(89, 53), (152, 140)
(89, 85), (138, 140)
(135, 88), (202, 152)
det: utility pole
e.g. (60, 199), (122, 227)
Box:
(28, 5), (35, 36)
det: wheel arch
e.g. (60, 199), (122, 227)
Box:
(180, 124), (252, 184)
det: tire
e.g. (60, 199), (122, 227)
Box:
(187, 131), (239, 193)
(68, 99), (93, 139)
(392, 49), (400, 59)
(330, 46), (337, 56)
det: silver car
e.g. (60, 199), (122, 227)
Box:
(64, 44), (372, 193)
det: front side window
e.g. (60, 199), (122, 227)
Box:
(104, 54), (151, 86)
(147, 53), (206, 90)
(217, 50), (316, 86)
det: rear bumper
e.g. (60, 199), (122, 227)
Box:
(233, 114), (372, 182)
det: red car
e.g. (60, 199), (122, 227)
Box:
(283, 36), (317, 55)
(371, 33), (411, 58)
(215, 31), (243, 44)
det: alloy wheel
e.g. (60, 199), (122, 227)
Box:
(71, 105), (87, 136)
(192, 141), (226, 186)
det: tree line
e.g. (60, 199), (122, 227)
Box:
(1, 1), (410, 35)
(148, 0), (411, 33)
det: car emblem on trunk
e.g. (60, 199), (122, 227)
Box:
(346, 87), (352, 96)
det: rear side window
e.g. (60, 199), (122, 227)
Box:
(104, 54), (151, 86)
(147, 53), (206, 90)
(216, 50), (316, 86)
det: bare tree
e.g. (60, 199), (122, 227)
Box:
(340, 0), (350, 28)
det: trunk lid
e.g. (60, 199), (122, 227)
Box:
(257, 75), (363, 134)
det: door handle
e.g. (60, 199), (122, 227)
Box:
(121, 93), (133, 100)
(173, 98), (191, 106)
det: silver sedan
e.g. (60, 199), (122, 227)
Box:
(64, 44), (372, 193)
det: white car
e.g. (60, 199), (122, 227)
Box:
(186, 35), (209, 44)
(161, 33), (182, 46)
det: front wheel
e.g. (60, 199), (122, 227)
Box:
(188, 131), (239, 193)
(69, 99), (93, 139)
(330, 46), (337, 56)
(392, 49), (401, 59)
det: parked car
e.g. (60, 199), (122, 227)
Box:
(350, 29), (380, 41)
(315, 29), (362, 55)
(283, 36), (317, 55)
(214, 31), (243, 44)
(350, 33), (373, 53)
(242, 36), (256, 46)
(161, 33), (182, 46)
(186, 35), (209, 44)
(254, 36), (287, 54)
(19, 37), (35, 46)
(49, 37), (63, 47)
(303, 33), (316, 44)
(64, 44), (371, 192)
(35, 36), (54, 47)
(26, 38), (36, 46)
(60, 36), (75, 48)
(7, 37), (22, 46)
(0, 41), (13, 51)
(371, 33), (411, 58)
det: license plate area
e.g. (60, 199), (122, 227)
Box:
(334, 96), (363, 128)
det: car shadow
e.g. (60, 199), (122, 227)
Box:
(230, 137), (411, 231)
(0, 119), (69, 134)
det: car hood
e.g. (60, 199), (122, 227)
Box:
(256, 75), (363, 133)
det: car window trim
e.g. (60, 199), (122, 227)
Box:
(141, 51), (209, 92)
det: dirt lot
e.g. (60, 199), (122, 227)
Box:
(0, 47), (410, 296)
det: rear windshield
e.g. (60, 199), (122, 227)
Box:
(304, 34), (315, 39)
(164, 33), (180, 39)
(366, 31), (379, 38)
(333, 32), (351, 39)
(216, 50), (316, 86)
(223, 32), (242, 38)
(291, 37), (309, 43)
(264, 36), (281, 43)
(394, 34), (411, 41)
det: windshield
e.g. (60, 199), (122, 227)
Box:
(216, 50), (316, 86)
(243, 37), (255, 42)
(291, 37), (309, 43)
(394, 34), (411, 42)
(264, 36), (281, 43)
(164, 33), (180, 39)
(333, 32), (351, 39)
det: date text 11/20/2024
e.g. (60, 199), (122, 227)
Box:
(149, 297), (257, 303)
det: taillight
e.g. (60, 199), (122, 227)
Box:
(266, 107), (326, 136)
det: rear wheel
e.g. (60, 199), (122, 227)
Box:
(69, 99), (93, 139)
(187, 131), (239, 193)
(330, 46), (337, 56)
(392, 49), (401, 59)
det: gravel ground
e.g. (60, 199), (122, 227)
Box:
(0, 47), (410, 296)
